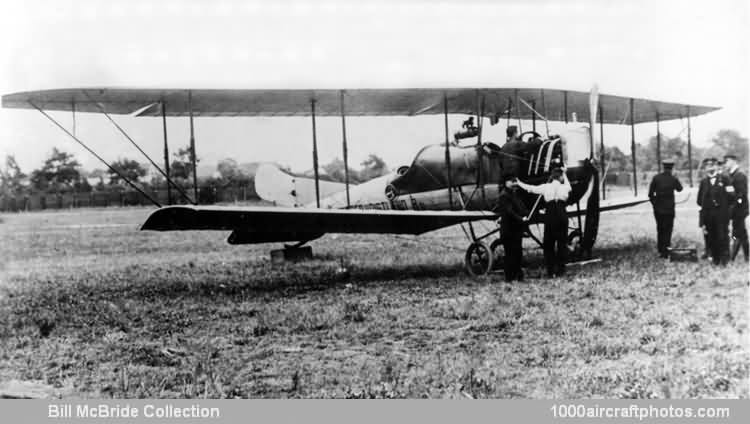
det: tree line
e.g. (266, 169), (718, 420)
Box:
(0, 145), (392, 199)
(602, 129), (747, 173)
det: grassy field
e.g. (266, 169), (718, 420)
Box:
(0, 202), (747, 398)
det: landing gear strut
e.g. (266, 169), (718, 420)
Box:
(461, 168), (600, 276)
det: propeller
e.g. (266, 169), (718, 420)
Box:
(588, 84), (599, 159)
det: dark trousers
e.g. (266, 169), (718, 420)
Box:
(705, 210), (729, 265)
(704, 233), (711, 257)
(654, 212), (675, 256)
(502, 227), (524, 281)
(731, 214), (749, 260)
(544, 201), (568, 277)
(700, 212), (710, 257)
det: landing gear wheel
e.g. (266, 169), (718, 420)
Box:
(490, 239), (504, 270)
(465, 242), (494, 276)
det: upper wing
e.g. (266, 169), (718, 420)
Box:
(2, 87), (719, 124)
(141, 205), (495, 243)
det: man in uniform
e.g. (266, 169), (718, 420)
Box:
(724, 154), (748, 261)
(501, 125), (525, 178)
(496, 176), (529, 282)
(525, 134), (545, 166)
(506, 125), (520, 143)
(648, 158), (683, 258)
(697, 158), (732, 265)
(516, 165), (571, 277)
(698, 158), (712, 260)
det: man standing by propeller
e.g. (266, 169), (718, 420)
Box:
(724, 154), (748, 261)
(516, 165), (572, 277)
(648, 159), (683, 258)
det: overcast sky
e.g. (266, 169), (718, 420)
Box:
(1, 0), (747, 175)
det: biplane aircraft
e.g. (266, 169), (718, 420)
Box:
(1, 87), (719, 275)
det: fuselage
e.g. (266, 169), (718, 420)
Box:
(315, 127), (597, 219)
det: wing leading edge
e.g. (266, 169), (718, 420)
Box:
(141, 205), (495, 243)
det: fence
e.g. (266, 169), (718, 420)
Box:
(0, 186), (260, 213)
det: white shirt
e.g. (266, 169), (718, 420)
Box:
(518, 173), (572, 202)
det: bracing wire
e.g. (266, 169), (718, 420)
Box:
(30, 101), (162, 208)
(82, 91), (196, 205)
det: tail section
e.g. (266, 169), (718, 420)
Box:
(254, 163), (350, 207)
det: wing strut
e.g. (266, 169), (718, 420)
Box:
(600, 104), (606, 200)
(188, 90), (199, 203)
(476, 91), (486, 204)
(71, 99), (76, 136)
(83, 91), (196, 205)
(161, 101), (174, 205)
(476, 90), (485, 146)
(630, 98), (638, 196)
(656, 111), (662, 172)
(687, 106), (693, 187)
(28, 101), (161, 208)
(443, 92), (453, 209)
(339, 90), (350, 207)
(310, 99), (321, 208)
(514, 89), (522, 131)
(540, 89), (550, 138)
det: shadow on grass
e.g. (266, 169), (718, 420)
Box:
(594, 236), (654, 260)
(2, 237), (657, 308)
(0, 259), (467, 326)
(0, 259), (477, 343)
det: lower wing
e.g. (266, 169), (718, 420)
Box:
(141, 205), (495, 244)
(594, 186), (696, 215)
(597, 195), (650, 213)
